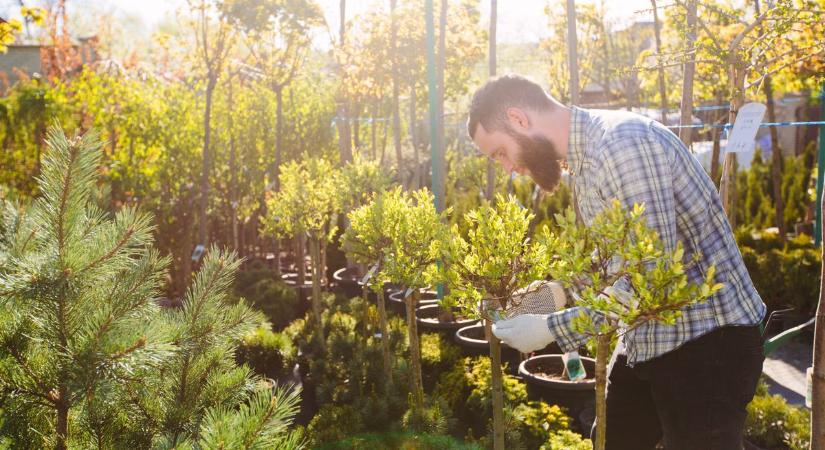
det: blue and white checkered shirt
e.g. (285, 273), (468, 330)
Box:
(546, 107), (766, 365)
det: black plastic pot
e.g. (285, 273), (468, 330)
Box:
(332, 267), (363, 299)
(518, 354), (596, 431)
(415, 304), (479, 335)
(388, 289), (439, 315)
(454, 324), (522, 374)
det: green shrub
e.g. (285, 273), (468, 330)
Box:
(235, 326), (296, 381)
(243, 278), (301, 330)
(317, 431), (484, 450)
(421, 333), (462, 389)
(307, 404), (365, 446)
(402, 399), (451, 435)
(544, 430), (593, 450)
(513, 401), (572, 448)
(745, 390), (810, 450)
(739, 243), (820, 314)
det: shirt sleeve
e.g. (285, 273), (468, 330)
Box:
(545, 125), (678, 351)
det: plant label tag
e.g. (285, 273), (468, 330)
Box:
(404, 287), (415, 299)
(725, 102), (766, 153)
(360, 264), (378, 285)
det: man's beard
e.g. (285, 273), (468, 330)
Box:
(509, 131), (563, 193)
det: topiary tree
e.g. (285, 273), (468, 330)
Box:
(539, 201), (723, 450)
(263, 157), (343, 353)
(377, 188), (448, 414)
(0, 126), (304, 449)
(340, 188), (404, 387)
(439, 195), (549, 450)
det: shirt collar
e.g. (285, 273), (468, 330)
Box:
(566, 106), (589, 176)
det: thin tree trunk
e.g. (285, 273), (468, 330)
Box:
(228, 78), (238, 250)
(56, 398), (69, 450)
(199, 76), (217, 247)
(310, 237), (325, 353)
(566, 0), (579, 105)
(711, 126), (722, 185)
(594, 334), (610, 450)
(720, 68), (744, 226)
(410, 83), (419, 190)
(297, 232), (307, 286)
(390, 0), (403, 182)
(486, 0), (497, 200)
(812, 190), (825, 448)
(678, 0), (697, 146)
(371, 102), (378, 160)
(651, 0), (668, 124)
(353, 102), (361, 151)
(405, 289), (424, 410)
(485, 319), (505, 450)
(375, 285), (393, 387)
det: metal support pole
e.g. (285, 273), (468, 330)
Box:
(816, 82), (825, 246)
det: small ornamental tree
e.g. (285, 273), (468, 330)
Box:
(340, 188), (402, 387)
(378, 188), (448, 413)
(263, 158), (342, 352)
(439, 195), (549, 450)
(0, 127), (303, 449)
(539, 201), (723, 450)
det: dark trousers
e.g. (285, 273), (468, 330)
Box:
(591, 325), (765, 450)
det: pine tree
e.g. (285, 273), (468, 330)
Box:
(0, 126), (304, 449)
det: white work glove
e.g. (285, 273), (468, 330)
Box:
(491, 313), (554, 354)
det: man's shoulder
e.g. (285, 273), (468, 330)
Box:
(586, 108), (657, 144)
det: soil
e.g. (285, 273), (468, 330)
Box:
(530, 360), (594, 382)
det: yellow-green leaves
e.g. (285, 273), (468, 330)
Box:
(440, 195), (550, 319)
(540, 200), (723, 337)
(262, 157), (342, 243)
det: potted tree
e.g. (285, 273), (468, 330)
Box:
(264, 158), (342, 353)
(439, 195), (551, 450)
(340, 188), (403, 387)
(379, 188), (449, 414)
(334, 155), (393, 299)
(538, 201), (723, 450)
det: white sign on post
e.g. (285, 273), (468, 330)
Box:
(725, 102), (767, 153)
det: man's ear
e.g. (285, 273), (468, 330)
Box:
(505, 107), (530, 131)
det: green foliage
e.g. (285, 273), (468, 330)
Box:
(440, 195), (549, 318)
(239, 277), (301, 330)
(745, 382), (810, 450)
(236, 326), (296, 381)
(340, 155), (394, 213)
(544, 430), (593, 450)
(0, 126), (303, 449)
(512, 401), (571, 448)
(541, 201), (722, 338)
(736, 150), (775, 230)
(263, 157), (343, 243)
(740, 244), (820, 314)
(402, 399), (451, 435)
(316, 431), (483, 450)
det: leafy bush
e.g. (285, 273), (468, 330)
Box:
(317, 431), (484, 450)
(739, 242), (820, 314)
(544, 430), (593, 450)
(236, 326), (296, 381)
(745, 387), (810, 450)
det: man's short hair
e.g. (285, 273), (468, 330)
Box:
(467, 74), (553, 139)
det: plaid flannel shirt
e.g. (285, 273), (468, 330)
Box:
(546, 107), (766, 365)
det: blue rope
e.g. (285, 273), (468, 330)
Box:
(667, 120), (825, 129)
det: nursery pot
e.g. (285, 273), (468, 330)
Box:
(388, 289), (439, 315)
(415, 304), (479, 336)
(518, 354), (596, 431)
(332, 267), (363, 299)
(454, 324), (522, 374)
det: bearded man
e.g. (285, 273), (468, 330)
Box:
(469, 74), (766, 450)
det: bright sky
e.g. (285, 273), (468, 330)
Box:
(2, 0), (657, 47)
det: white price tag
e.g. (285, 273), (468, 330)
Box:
(725, 102), (766, 153)
(360, 263), (379, 285)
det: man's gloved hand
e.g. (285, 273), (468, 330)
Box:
(491, 314), (553, 354)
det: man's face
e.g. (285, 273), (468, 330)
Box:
(472, 119), (563, 192)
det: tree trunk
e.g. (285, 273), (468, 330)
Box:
(199, 76), (217, 247)
(720, 68), (744, 226)
(390, 0), (403, 181)
(310, 237), (325, 353)
(375, 285), (393, 387)
(371, 102), (378, 160)
(566, 0), (579, 105)
(297, 232), (307, 286)
(813, 190), (825, 448)
(678, 0), (697, 147)
(594, 334), (610, 450)
(405, 289), (424, 410)
(651, 0), (668, 124)
(711, 125), (722, 186)
(486, 0), (497, 200)
(353, 102), (361, 151)
(272, 85), (285, 276)
(410, 83), (419, 190)
(228, 78), (238, 251)
(56, 398), (69, 450)
(485, 319), (505, 450)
